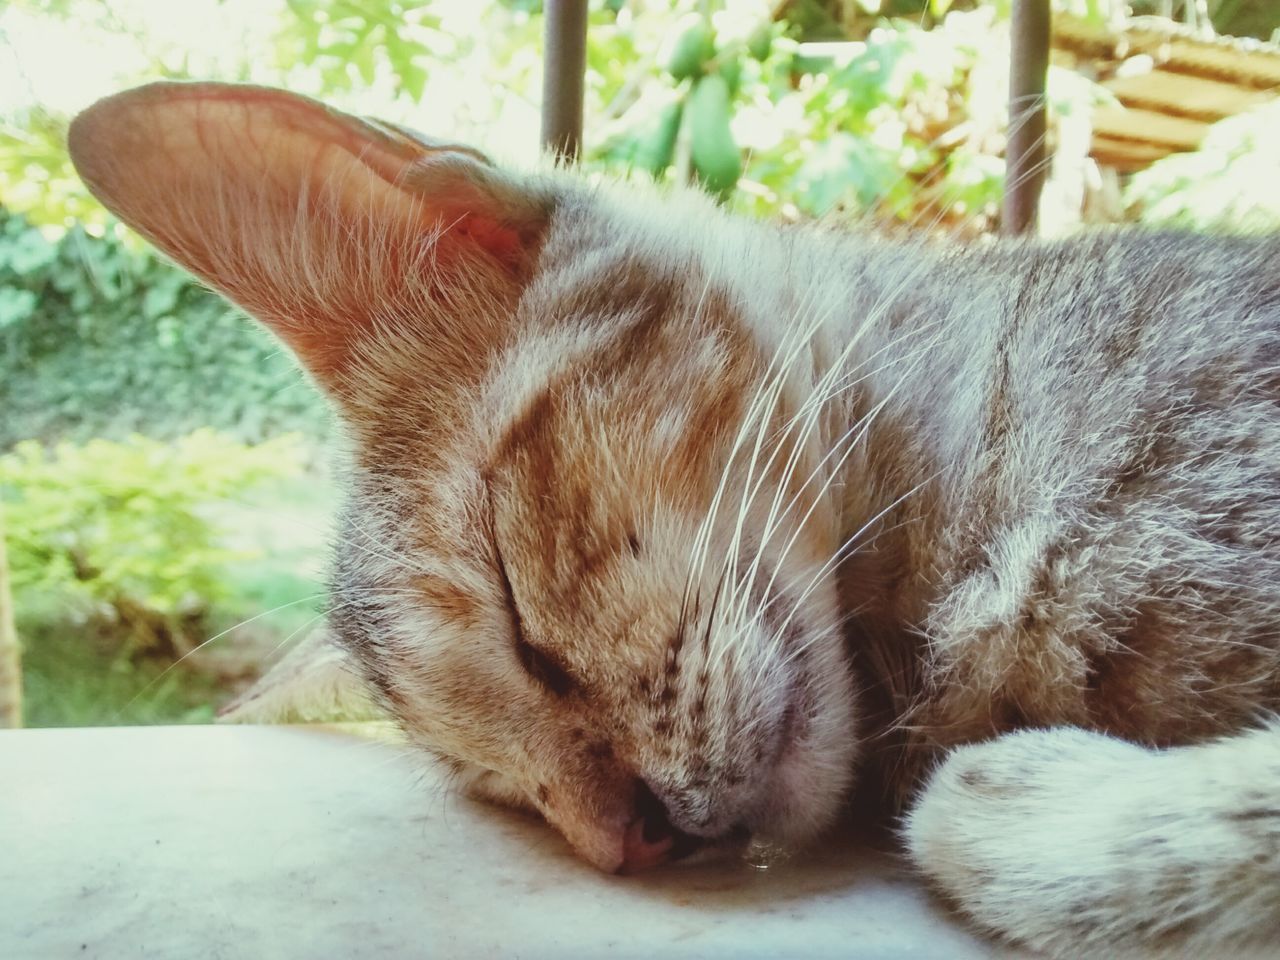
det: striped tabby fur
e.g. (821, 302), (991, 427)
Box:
(70, 82), (1280, 956)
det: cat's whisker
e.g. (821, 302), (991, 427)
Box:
(110, 585), (425, 720)
(683, 286), (780, 604)
(721, 285), (900, 628)
(770, 475), (941, 677)
(716, 298), (823, 540)
(109, 591), (323, 719)
(745, 317), (948, 606)
(745, 413), (934, 689)
(758, 336), (941, 584)
(721, 336), (828, 630)
(339, 517), (425, 575)
(904, 118), (1056, 237)
(715, 248), (952, 680)
(686, 283), (835, 647)
(745, 274), (953, 639)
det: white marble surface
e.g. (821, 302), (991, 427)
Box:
(1, 724), (1015, 959)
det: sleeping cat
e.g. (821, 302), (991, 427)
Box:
(68, 82), (1280, 955)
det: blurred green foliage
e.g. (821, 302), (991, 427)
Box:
(20, 623), (222, 725)
(3, 0), (1280, 235)
(0, 110), (103, 229)
(1126, 100), (1280, 232)
(0, 430), (306, 656)
(0, 211), (330, 449)
(0, 0), (1067, 233)
(276, 0), (442, 98)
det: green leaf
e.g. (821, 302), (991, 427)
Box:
(398, 62), (429, 102)
(141, 278), (182, 320)
(0, 287), (38, 328)
(794, 133), (901, 216)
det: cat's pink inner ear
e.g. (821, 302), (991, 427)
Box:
(69, 82), (546, 388)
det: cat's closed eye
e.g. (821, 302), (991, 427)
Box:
(494, 536), (578, 697)
(515, 633), (577, 698)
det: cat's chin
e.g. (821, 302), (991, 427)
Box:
(752, 657), (862, 849)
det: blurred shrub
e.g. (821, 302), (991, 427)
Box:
(590, 4), (1106, 235)
(0, 430), (306, 656)
(0, 109), (104, 230)
(1125, 100), (1280, 233)
(0, 210), (330, 448)
(275, 0), (442, 99)
(590, 4), (1015, 225)
(733, 10), (1012, 228)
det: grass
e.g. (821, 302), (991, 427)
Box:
(14, 470), (337, 728)
(19, 622), (224, 726)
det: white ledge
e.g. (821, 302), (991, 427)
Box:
(2, 724), (1013, 958)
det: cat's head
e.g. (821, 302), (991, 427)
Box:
(70, 83), (859, 872)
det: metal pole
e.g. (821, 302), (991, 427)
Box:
(1003, 0), (1051, 236)
(541, 0), (589, 163)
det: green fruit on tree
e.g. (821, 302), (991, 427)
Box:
(718, 57), (743, 96)
(746, 24), (774, 62)
(688, 74), (741, 199)
(665, 18), (716, 81)
(631, 97), (684, 178)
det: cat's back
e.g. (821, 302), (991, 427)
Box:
(990, 228), (1279, 376)
(866, 229), (1280, 773)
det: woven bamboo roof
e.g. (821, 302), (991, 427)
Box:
(1053, 15), (1280, 171)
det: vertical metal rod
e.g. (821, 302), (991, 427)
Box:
(541, 0), (589, 163)
(1003, 0), (1051, 236)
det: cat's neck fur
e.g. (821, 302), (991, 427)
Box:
(576, 184), (975, 715)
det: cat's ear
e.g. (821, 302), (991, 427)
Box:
(68, 82), (553, 395)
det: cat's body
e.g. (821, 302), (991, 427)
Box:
(824, 230), (1280, 779)
(69, 82), (1280, 956)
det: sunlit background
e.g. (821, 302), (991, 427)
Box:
(1, 0), (1277, 728)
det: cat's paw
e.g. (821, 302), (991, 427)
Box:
(902, 725), (1280, 958)
(905, 728), (1138, 954)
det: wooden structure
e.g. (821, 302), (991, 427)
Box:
(1054, 15), (1280, 172)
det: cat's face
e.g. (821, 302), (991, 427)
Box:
(332, 244), (861, 870)
(69, 82), (860, 873)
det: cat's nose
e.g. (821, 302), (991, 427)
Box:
(618, 778), (703, 874)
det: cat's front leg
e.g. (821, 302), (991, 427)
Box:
(903, 724), (1280, 957)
